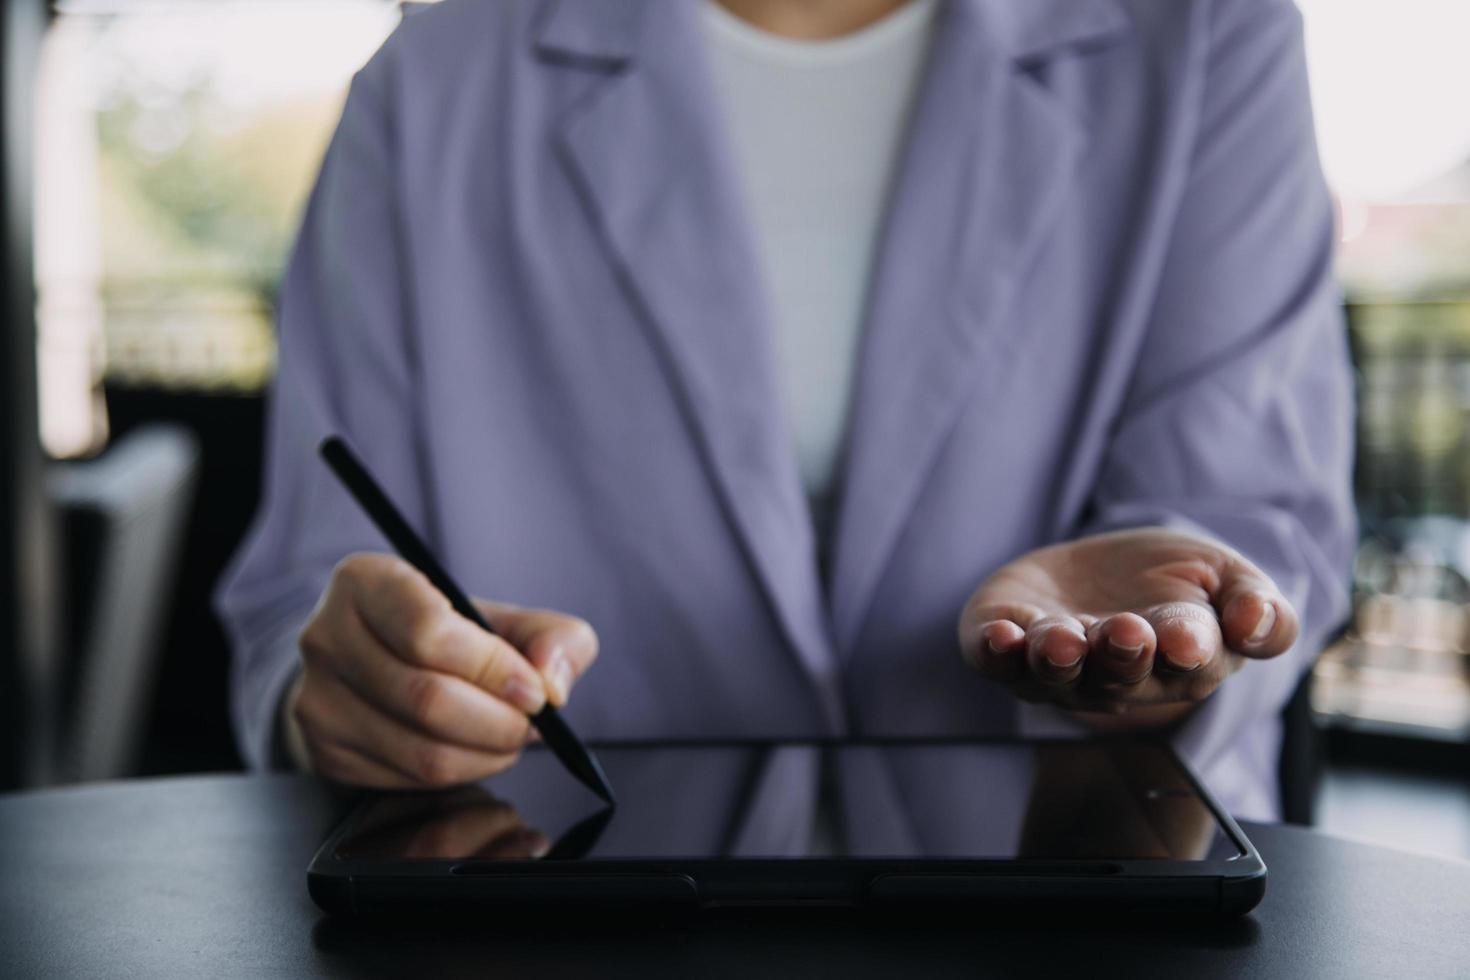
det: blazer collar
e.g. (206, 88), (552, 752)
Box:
(533, 0), (644, 67)
(976, 0), (1130, 63)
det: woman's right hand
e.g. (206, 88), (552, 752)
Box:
(283, 553), (599, 788)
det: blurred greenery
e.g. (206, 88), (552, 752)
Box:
(97, 83), (339, 291)
(1352, 302), (1470, 521)
(1352, 301), (1470, 359)
(94, 73), (342, 391)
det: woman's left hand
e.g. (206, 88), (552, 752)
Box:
(957, 528), (1299, 731)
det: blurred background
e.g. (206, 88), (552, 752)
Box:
(2, 0), (1467, 857)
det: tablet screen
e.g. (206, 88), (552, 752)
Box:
(332, 741), (1245, 864)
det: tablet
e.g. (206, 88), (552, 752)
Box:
(307, 738), (1265, 917)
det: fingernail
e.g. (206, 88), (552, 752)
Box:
(549, 650), (574, 704)
(1109, 641), (1145, 662)
(1247, 602), (1276, 644)
(1046, 629), (1087, 670)
(1162, 652), (1203, 672)
(504, 675), (546, 715)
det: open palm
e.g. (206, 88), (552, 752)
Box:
(958, 528), (1298, 727)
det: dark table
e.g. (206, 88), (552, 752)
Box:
(2, 774), (1468, 978)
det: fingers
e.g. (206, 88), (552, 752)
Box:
(295, 666), (522, 788)
(1024, 615), (1090, 686)
(475, 599), (600, 707)
(1145, 601), (1223, 674)
(961, 600), (1231, 713)
(340, 555), (551, 713)
(954, 529), (1300, 728)
(1214, 558), (1299, 659)
(1083, 613), (1155, 688)
(965, 604), (1157, 698)
(1136, 601), (1237, 708)
(297, 554), (601, 790)
(303, 606), (534, 754)
(960, 601), (1041, 681)
(966, 619), (1027, 682)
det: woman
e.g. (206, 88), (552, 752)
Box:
(218, 0), (1353, 821)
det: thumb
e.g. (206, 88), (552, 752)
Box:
(472, 599), (599, 706)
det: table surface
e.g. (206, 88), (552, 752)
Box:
(2, 773), (1468, 979)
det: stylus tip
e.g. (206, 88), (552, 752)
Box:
(578, 760), (616, 806)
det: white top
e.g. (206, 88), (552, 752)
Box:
(701, 0), (938, 558)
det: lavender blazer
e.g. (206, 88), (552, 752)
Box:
(217, 0), (1355, 819)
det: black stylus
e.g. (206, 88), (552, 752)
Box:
(318, 436), (615, 806)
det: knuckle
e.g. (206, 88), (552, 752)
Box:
(384, 556), (432, 595)
(333, 552), (378, 590)
(299, 611), (347, 663)
(298, 624), (328, 666)
(290, 692), (315, 733)
(330, 557), (359, 591)
(472, 639), (513, 689)
(405, 611), (453, 665)
(405, 672), (447, 728)
(414, 743), (459, 787)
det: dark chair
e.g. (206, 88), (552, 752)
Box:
(48, 425), (199, 782)
(1278, 669), (1322, 825)
(1278, 616), (1354, 825)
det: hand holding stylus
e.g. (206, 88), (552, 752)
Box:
(287, 553), (600, 788)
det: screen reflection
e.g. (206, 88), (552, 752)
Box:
(334, 741), (1240, 864)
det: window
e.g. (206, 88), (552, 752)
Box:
(1300, 0), (1470, 738)
(35, 0), (400, 456)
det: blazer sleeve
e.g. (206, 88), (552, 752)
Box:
(1030, 0), (1356, 784)
(214, 64), (427, 769)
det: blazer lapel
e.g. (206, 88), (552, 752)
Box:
(829, 0), (1130, 652)
(537, 0), (844, 729)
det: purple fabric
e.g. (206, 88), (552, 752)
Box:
(217, 0), (1355, 820)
